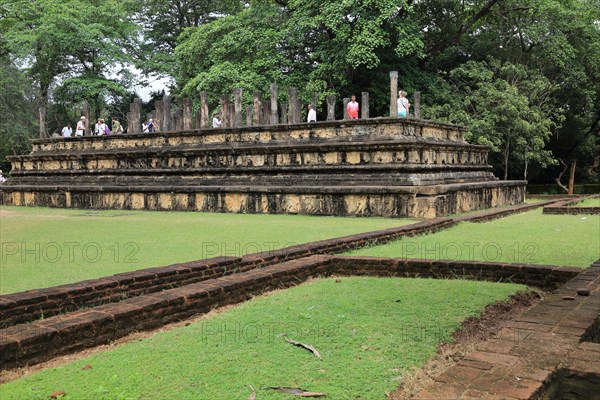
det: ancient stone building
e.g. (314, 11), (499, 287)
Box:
(0, 117), (525, 218)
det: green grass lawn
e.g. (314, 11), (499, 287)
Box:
(347, 209), (600, 268)
(0, 206), (414, 295)
(572, 197), (600, 207)
(0, 277), (525, 400)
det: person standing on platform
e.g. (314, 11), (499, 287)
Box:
(75, 116), (86, 136)
(212, 113), (222, 128)
(346, 95), (359, 119)
(307, 104), (317, 122)
(111, 117), (123, 134)
(397, 90), (410, 118)
(61, 123), (72, 137)
(147, 118), (155, 133)
(94, 118), (109, 135)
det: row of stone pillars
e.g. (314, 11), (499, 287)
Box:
(122, 71), (419, 133)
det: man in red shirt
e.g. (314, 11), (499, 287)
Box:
(346, 95), (359, 119)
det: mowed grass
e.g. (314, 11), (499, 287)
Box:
(0, 206), (415, 294)
(573, 197), (600, 207)
(0, 277), (526, 400)
(347, 209), (600, 268)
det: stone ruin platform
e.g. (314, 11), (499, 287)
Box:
(0, 117), (525, 218)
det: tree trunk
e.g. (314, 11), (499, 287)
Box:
(503, 139), (510, 180)
(555, 158), (569, 193)
(523, 159), (528, 181)
(568, 159), (576, 195)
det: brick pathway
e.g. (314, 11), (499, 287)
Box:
(412, 260), (600, 400)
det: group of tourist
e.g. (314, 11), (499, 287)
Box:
(310, 90), (410, 123)
(59, 116), (124, 137)
(211, 90), (411, 127)
(56, 90), (412, 136)
(343, 90), (410, 120)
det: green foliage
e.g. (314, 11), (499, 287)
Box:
(0, 56), (36, 170)
(176, 0), (425, 112)
(1, 0), (598, 183)
(136, 0), (244, 75)
(1, 0), (141, 126)
(425, 58), (559, 179)
(177, 5), (293, 106)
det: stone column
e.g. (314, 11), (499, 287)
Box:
(413, 91), (421, 119)
(270, 83), (278, 125)
(220, 95), (230, 128)
(81, 102), (90, 135)
(287, 87), (300, 124)
(390, 71), (398, 117)
(200, 91), (209, 128)
(343, 97), (350, 120)
(326, 95), (336, 121)
(126, 111), (132, 134)
(233, 89), (243, 127)
(228, 103), (235, 127)
(280, 101), (288, 124)
(361, 92), (369, 119)
(195, 109), (201, 129)
(246, 105), (252, 126)
(182, 98), (193, 130)
(178, 109), (184, 131)
(131, 98), (142, 134)
(163, 95), (172, 131)
(262, 99), (270, 125)
(171, 111), (178, 132)
(253, 91), (262, 126)
(154, 101), (164, 132)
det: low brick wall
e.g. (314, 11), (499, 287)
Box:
(543, 195), (600, 215)
(0, 256), (332, 369)
(0, 219), (455, 328)
(0, 199), (556, 330)
(329, 257), (580, 290)
(455, 199), (562, 223)
(0, 255), (584, 370)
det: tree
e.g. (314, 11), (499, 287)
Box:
(424, 59), (558, 180)
(175, 0), (426, 115)
(0, 55), (37, 171)
(426, 0), (600, 188)
(0, 0), (141, 136)
(136, 0), (244, 76)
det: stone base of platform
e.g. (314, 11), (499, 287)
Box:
(0, 180), (525, 218)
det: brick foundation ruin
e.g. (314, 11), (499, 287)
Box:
(0, 117), (525, 218)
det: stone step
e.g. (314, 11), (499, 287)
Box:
(1, 180), (526, 218)
(12, 139), (489, 172)
(8, 169), (497, 187)
(27, 117), (467, 154)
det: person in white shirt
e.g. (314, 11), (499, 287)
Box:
(212, 113), (222, 128)
(61, 123), (72, 137)
(307, 104), (317, 123)
(94, 118), (108, 135)
(75, 116), (86, 136)
(397, 90), (410, 118)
